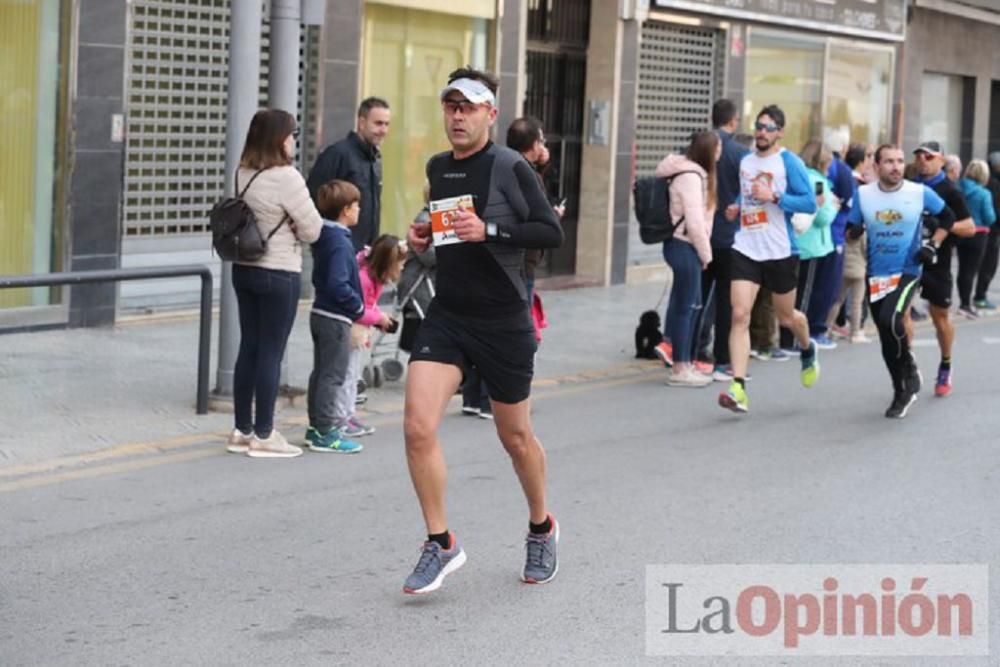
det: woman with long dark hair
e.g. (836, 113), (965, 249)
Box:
(226, 109), (323, 458)
(655, 130), (720, 387)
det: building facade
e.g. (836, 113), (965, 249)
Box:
(3, 0), (999, 330)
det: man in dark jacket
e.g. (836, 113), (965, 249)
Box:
(307, 97), (391, 252)
(696, 99), (749, 380)
(974, 152), (1000, 310)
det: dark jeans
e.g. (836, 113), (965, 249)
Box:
(307, 314), (352, 431)
(779, 257), (818, 349)
(696, 248), (733, 365)
(974, 226), (1000, 301)
(233, 264), (301, 438)
(662, 239), (702, 364)
(807, 246), (843, 336)
(957, 233), (988, 308)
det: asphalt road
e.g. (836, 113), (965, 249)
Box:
(3, 316), (1000, 666)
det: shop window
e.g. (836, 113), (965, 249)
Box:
(920, 72), (974, 161)
(745, 31), (824, 155)
(825, 44), (892, 148)
(362, 5), (493, 238)
(0, 0), (63, 309)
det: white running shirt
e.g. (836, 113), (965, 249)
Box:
(733, 150), (794, 261)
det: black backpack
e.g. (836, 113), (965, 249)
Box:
(633, 171), (701, 245)
(209, 169), (287, 262)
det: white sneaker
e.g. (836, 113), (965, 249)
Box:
(850, 332), (872, 344)
(247, 430), (303, 458)
(665, 367), (713, 387)
(226, 429), (253, 454)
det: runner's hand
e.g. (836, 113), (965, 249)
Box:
(751, 180), (775, 203)
(916, 241), (938, 266)
(408, 221), (432, 252)
(453, 209), (486, 242)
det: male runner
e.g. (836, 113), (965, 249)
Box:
(401, 67), (563, 594)
(909, 141), (974, 396)
(718, 105), (818, 414)
(846, 145), (954, 418)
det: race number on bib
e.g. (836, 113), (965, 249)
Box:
(429, 194), (474, 247)
(740, 206), (768, 230)
(868, 273), (901, 302)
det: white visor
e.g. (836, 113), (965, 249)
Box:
(440, 78), (496, 106)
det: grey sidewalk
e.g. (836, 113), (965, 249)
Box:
(0, 281), (667, 467)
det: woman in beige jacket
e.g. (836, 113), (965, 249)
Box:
(226, 109), (323, 458)
(654, 130), (720, 387)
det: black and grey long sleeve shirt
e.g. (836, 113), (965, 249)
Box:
(426, 141), (563, 318)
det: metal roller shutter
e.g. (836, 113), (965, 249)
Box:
(631, 21), (723, 267)
(120, 0), (320, 310)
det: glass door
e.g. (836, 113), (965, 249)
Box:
(0, 0), (63, 309)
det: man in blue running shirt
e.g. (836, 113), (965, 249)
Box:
(846, 145), (954, 418)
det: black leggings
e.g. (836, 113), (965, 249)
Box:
(974, 227), (1000, 301)
(956, 234), (988, 308)
(869, 274), (919, 393)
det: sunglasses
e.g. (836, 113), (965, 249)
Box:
(754, 122), (780, 133)
(915, 152), (939, 161)
(442, 99), (488, 115)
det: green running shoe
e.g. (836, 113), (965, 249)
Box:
(719, 380), (749, 414)
(800, 339), (820, 388)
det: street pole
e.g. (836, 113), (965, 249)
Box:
(268, 0), (302, 390)
(215, 1), (263, 397)
(268, 0), (301, 116)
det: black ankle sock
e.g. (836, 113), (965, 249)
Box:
(940, 357), (951, 371)
(529, 516), (552, 535)
(428, 531), (450, 549)
(735, 377), (746, 388)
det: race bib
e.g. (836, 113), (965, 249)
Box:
(429, 194), (474, 247)
(868, 273), (901, 302)
(740, 206), (768, 230)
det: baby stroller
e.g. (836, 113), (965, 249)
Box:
(362, 245), (437, 388)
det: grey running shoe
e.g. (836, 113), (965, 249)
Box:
(402, 534), (467, 595)
(522, 514), (559, 584)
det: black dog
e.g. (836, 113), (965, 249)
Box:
(635, 310), (663, 359)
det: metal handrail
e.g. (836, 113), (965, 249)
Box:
(0, 265), (213, 414)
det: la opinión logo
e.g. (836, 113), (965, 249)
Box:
(645, 565), (989, 656)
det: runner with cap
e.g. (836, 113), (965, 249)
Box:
(400, 66), (564, 594)
(909, 141), (975, 397)
(845, 144), (954, 418)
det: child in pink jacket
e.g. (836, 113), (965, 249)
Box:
(653, 130), (720, 387)
(336, 234), (406, 437)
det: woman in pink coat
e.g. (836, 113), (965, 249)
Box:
(655, 130), (720, 387)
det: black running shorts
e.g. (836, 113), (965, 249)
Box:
(730, 250), (800, 295)
(919, 266), (953, 308)
(408, 303), (537, 404)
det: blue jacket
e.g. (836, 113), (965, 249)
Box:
(959, 178), (997, 229)
(711, 129), (750, 249)
(826, 156), (855, 246)
(311, 221), (364, 322)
